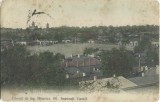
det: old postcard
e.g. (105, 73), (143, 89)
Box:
(1, 0), (159, 102)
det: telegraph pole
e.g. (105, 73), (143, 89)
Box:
(139, 54), (141, 70)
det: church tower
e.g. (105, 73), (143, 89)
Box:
(28, 21), (38, 30)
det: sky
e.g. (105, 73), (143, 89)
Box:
(1, 0), (159, 29)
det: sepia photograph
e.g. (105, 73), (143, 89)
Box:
(1, 0), (159, 102)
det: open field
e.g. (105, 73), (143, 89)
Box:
(27, 43), (134, 57)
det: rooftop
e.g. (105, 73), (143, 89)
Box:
(128, 67), (159, 86)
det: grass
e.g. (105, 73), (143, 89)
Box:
(27, 43), (134, 57)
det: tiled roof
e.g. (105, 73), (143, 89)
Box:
(66, 56), (89, 60)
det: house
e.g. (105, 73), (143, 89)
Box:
(71, 37), (81, 43)
(62, 39), (71, 43)
(87, 54), (95, 58)
(16, 41), (27, 46)
(63, 55), (102, 79)
(28, 40), (58, 46)
(65, 67), (84, 79)
(1, 39), (14, 51)
(64, 55), (102, 68)
(97, 36), (109, 43)
(128, 41), (138, 47)
(88, 39), (95, 44)
(151, 41), (159, 48)
(79, 67), (159, 92)
(126, 67), (159, 91)
(52, 40), (58, 44)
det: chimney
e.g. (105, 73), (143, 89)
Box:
(66, 74), (69, 79)
(82, 73), (86, 77)
(78, 54), (80, 58)
(141, 72), (144, 77)
(141, 67), (144, 72)
(65, 61), (68, 67)
(77, 70), (79, 74)
(94, 76), (97, 81)
(145, 66), (148, 71)
(77, 61), (79, 67)
(70, 54), (73, 58)
(113, 74), (116, 78)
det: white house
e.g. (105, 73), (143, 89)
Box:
(88, 39), (95, 44)
(62, 40), (71, 43)
(16, 41), (27, 46)
(129, 41), (138, 47)
(151, 41), (159, 47)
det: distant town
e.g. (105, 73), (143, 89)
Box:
(1, 22), (159, 46)
(1, 23), (159, 92)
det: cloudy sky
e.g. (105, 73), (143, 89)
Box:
(1, 0), (159, 28)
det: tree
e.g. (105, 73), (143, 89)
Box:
(99, 47), (136, 77)
(1, 45), (30, 85)
(134, 36), (159, 67)
(21, 51), (66, 86)
(1, 45), (76, 88)
(145, 48), (159, 67)
(134, 36), (151, 53)
(54, 34), (64, 42)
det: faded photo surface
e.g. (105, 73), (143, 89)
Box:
(1, 0), (159, 102)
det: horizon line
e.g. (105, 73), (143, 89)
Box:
(1, 24), (159, 30)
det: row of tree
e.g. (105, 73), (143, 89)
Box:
(1, 25), (158, 42)
(1, 45), (79, 88)
(99, 47), (136, 77)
